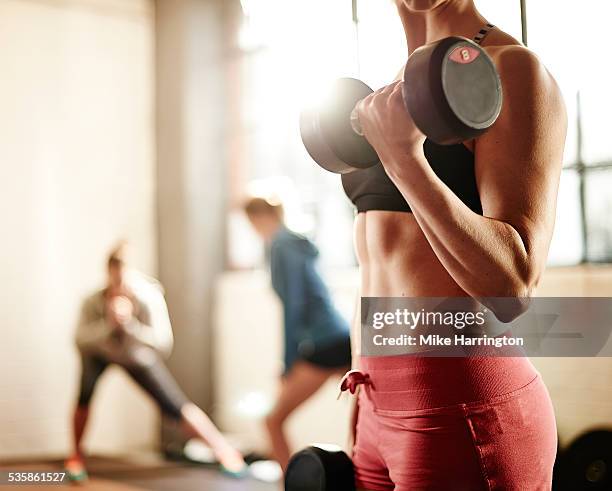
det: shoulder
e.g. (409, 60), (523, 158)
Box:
(487, 45), (565, 115)
(271, 228), (305, 250)
(475, 44), (567, 154)
(490, 46), (548, 84)
(84, 289), (104, 304)
(128, 278), (167, 312)
(81, 290), (104, 312)
(127, 271), (165, 298)
(271, 228), (318, 261)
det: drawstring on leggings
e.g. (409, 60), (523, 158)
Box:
(338, 369), (372, 399)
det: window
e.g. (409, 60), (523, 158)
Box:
(229, 0), (358, 268)
(527, 0), (612, 263)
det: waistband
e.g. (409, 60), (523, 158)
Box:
(351, 353), (538, 411)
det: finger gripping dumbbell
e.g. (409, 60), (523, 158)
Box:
(300, 36), (502, 174)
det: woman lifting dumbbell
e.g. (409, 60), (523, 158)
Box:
(244, 197), (352, 472)
(299, 0), (567, 490)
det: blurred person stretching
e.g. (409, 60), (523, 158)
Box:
(244, 197), (352, 471)
(64, 244), (246, 480)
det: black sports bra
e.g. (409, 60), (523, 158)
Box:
(341, 25), (495, 215)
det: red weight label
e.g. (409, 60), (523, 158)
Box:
(449, 45), (480, 64)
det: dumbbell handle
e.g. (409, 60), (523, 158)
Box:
(349, 106), (365, 137)
(347, 37), (501, 146)
(348, 85), (407, 137)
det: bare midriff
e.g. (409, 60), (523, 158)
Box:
(353, 210), (468, 355)
(355, 210), (467, 297)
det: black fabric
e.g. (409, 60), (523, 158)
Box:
(303, 335), (352, 369)
(78, 354), (109, 406)
(341, 24), (495, 216)
(341, 139), (483, 215)
(77, 352), (189, 419)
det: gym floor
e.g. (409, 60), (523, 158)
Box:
(0, 457), (277, 491)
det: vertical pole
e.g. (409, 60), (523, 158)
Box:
(576, 91), (589, 263)
(156, 0), (227, 410)
(352, 0), (361, 76)
(519, 0), (528, 46)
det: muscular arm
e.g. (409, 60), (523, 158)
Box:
(385, 49), (567, 314)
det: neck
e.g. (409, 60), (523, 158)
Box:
(266, 222), (283, 242)
(396, 0), (487, 54)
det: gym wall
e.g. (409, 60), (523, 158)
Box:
(0, 0), (158, 459)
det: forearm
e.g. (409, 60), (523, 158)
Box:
(124, 319), (157, 347)
(122, 291), (174, 356)
(387, 156), (534, 299)
(123, 319), (173, 358)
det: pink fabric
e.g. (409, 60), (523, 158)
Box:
(351, 355), (557, 490)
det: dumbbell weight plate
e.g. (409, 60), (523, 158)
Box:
(560, 430), (612, 490)
(300, 78), (380, 174)
(403, 36), (502, 145)
(285, 445), (356, 491)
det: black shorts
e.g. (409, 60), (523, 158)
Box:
(77, 352), (189, 420)
(303, 335), (352, 369)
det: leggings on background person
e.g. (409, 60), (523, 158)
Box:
(71, 348), (245, 475)
(77, 352), (189, 419)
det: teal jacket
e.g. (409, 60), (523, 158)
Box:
(269, 226), (350, 373)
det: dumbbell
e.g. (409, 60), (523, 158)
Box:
(285, 445), (355, 491)
(557, 430), (612, 490)
(300, 36), (502, 174)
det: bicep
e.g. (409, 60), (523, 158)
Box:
(474, 48), (567, 257)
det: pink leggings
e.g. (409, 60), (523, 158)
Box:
(350, 354), (557, 490)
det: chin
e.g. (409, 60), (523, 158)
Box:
(400, 0), (449, 11)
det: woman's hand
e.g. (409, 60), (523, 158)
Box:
(353, 80), (426, 177)
(106, 295), (134, 328)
